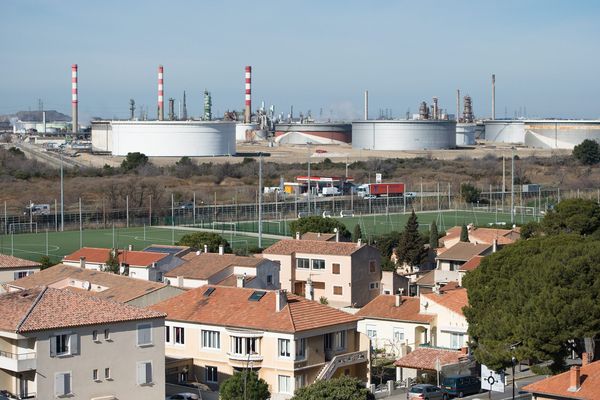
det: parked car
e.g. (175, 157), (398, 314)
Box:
(441, 375), (481, 398)
(165, 393), (200, 400)
(409, 384), (447, 400)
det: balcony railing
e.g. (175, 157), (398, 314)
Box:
(227, 352), (264, 362)
(0, 350), (36, 372)
(316, 350), (368, 381)
(0, 350), (36, 360)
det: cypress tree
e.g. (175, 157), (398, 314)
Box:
(397, 210), (427, 267)
(460, 224), (470, 242)
(353, 224), (363, 242)
(429, 221), (439, 249)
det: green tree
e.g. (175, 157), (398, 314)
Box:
(104, 250), (120, 274)
(461, 183), (481, 204)
(176, 156), (193, 166)
(572, 139), (600, 165)
(177, 232), (231, 253)
(292, 376), (375, 400)
(520, 220), (542, 239)
(288, 216), (351, 241)
(463, 235), (600, 372)
(39, 255), (54, 270)
(396, 210), (427, 267)
(220, 371), (270, 400)
(429, 221), (439, 249)
(541, 198), (600, 236)
(120, 152), (148, 171)
(353, 224), (363, 242)
(8, 147), (25, 157)
(460, 224), (470, 242)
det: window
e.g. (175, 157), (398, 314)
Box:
(205, 366), (218, 383)
(137, 323), (152, 346)
(296, 258), (309, 269)
(50, 333), (78, 357)
(295, 338), (306, 360)
(393, 327), (405, 343)
(295, 374), (305, 390)
(278, 375), (292, 394)
(202, 330), (220, 349)
(334, 330), (346, 350)
(104, 329), (110, 340)
(278, 339), (291, 358)
(312, 259), (325, 270)
(231, 337), (258, 355)
(55, 372), (72, 396)
(92, 369), (99, 381)
(104, 368), (111, 380)
(174, 327), (185, 345)
(92, 330), (99, 342)
(15, 271), (28, 279)
(366, 324), (377, 339)
(137, 361), (153, 385)
(332, 263), (340, 274)
(369, 282), (380, 290)
(267, 275), (273, 284)
(248, 291), (266, 301)
(333, 286), (343, 295)
(450, 333), (464, 349)
(369, 260), (376, 273)
(165, 325), (171, 343)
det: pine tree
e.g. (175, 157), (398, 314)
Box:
(429, 221), (439, 249)
(397, 210), (427, 267)
(460, 224), (470, 242)
(353, 224), (362, 242)
(105, 250), (120, 274)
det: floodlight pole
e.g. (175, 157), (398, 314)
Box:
(511, 148), (515, 224)
(60, 151), (64, 232)
(307, 143), (311, 215)
(258, 153), (263, 248)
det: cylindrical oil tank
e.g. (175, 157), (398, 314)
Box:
(483, 120), (525, 143)
(351, 120), (456, 150)
(456, 123), (477, 146)
(523, 120), (600, 149)
(274, 123), (352, 145)
(235, 123), (259, 142)
(110, 120), (236, 156)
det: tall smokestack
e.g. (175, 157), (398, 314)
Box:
(491, 74), (496, 120)
(456, 89), (460, 122)
(364, 90), (369, 120)
(71, 64), (78, 133)
(158, 65), (164, 121)
(244, 66), (251, 123)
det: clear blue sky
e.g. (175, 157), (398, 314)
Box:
(1, 0), (600, 122)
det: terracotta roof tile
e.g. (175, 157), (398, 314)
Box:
(355, 295), (434, 323)
(300, 232), (336, 241)
(0, 254), (41, 269)
(165, 253), (265, 279)
(459, 256), (484, 272)
(436, 242), (491, 262)
(64, 247), (168, 267)
(394, 347), (467, 370)
(7, 264), (175, 303)
(423, 288), (469, 316)
(523, 362), (600, 399)
(441, 226), (520, 246)
(151, 285), (359, 333)
(415, 271), (435, 286)
(262, 239), (364, 256)
(217, 274), (256, 287)
(0, 287), (165, 333)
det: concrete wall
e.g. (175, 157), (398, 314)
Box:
(0, 267), (39, 286)
(420, 297), (468, 349)
(127, 286), (185, 308)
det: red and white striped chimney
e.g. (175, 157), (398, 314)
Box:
(158, 65), (164, 121)
(244, 66), (251, 123)
(71, 64), (78, 133)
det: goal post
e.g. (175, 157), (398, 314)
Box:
(9, 222), (38, 234)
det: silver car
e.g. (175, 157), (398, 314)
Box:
(408, 384), (447, 400)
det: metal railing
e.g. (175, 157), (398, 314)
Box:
(0, 350), (36, 360)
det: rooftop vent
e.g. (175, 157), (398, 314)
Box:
(248, 290), (266, 302)
(203, 287), (216, 297)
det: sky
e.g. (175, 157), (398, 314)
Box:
(1, 0), (600, 122)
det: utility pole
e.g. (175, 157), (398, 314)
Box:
(307, 144), (311, 215)
(258, 153), (263, 248)
(511, 148), (515, 224)
(60, 151), (64, 232)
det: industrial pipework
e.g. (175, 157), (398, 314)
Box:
(491, 74), (496, 120)
(158, 65), (164, 121)
(244, 66), (252, 123)
(71, 64), (78, 133)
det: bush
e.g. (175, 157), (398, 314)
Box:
(573, 139), (600, 165)
(288, 216), (351, 240)
(176, 232), (231, 253)
(461, 183), (481, 204)
(220, 371), (270, 400)
(121, 152), (148, 171)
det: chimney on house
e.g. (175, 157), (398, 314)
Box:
(357, 238), (362, 247)
(492, 239), (498, 253)
(128, 244), (133, 251)
(305, 278), (314, 301)
(334, 228), (339, 242)
(582, 352), (590, 366)
(568, 366), (581, 392)
(275, 289), (287, 312)
(295, 231), (300, 240)
(236, 274), (245, 288)
(79, 256), (86, 269)
(433, 282), (441, 294)
(317, 232), (321, 238)
(196, 250), (201, 256)
(218, 245), (224, 255)
(395, 294), (402, 307)
(204, 244), (208, 253)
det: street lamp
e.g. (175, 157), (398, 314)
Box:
(511, 356), (517, 400)
(243, 351), (258, 400)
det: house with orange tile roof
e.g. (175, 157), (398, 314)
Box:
(458, 255), (483, 285)
(420, 288), (469, 350)
(262, 238), (382, 308)
(163, 251), (280, 290)
(356, 295), (434, 358)
(151, 285), (370, 399)
(439, 225), (520, 250)
(0, 286), (166, 399)
(436, 242), (492, 272)
(62, 247), (180, 282)
(523, 360), (600, 399)
(394, 347), (469, 383)
(0, 254), (41, 287)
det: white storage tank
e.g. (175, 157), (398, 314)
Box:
(483, 120), (525, 143)
(524, 120), (600, 149)
(351, 120), (456, 150)
(456, 123), (477, 146)
(110, 120), (236, 156)
(235, 123), (259, 142)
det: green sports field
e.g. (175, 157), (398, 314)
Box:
(1, 209), (537, 264)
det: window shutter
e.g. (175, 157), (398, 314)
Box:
(69, 334), (79, 355)
(13, 272), (19, 280)
(50, 336), (57, 357)
(138, 324), (151, 345)
(137, 362), (145, 385)
(55, 373), (65, 396)
(145, 362), (152, 384)
(64, 373), (71, 394)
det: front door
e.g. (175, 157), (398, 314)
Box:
(18, 374), (28, 398)
(294, 281), (305, 297)
(324, 333), (333, 361)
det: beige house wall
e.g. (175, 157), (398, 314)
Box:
(0, 267), (40, 286)
(420, 297), (468, 349)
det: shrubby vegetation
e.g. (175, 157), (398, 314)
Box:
(177, 232), (232, 253)
(572, 139), (600, 165)
(220, 371), (270, 400)
(288, 216), (351, 241)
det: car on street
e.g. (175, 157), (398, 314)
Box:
(408, 384), (447, 400)
(165, 393), (200, 400)
(441, 375), (481, 398)
(363, 195), (377, 200)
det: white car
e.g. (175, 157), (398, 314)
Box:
(165, 393), (200, 400)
